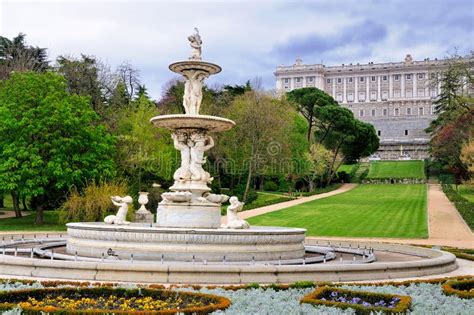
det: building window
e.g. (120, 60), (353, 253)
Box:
(419, 107), (424, 115)
(382, 91), (388, 100)
(308, 76), (314, 82)
(395, 108), (400, 116)
(394, 74), (400, 81)
(406, 107), (412, 115)
(405, 130), (408, 136)
(377, 130), (381, 136)
(406, 90), (413, 98)
(430, 73), (436, 79)
(394, 90), (400, 98)
(371, 76), (376, 82)
(382, 75), (388, 81)
(370, 91), (377, 101)
(431, 105), (436, 115)
(359, 109), (364, 117)
(348, 77), (353, 83)
(337, 78), (342, 84)
(360, 77), (365, 83)
(336, 93), (343, 102)
(327, 79), (331, 84)
(383, 108), (388, 116)
(406, 74), (412, 80)
(296, 77), (302, 83)
(284, 78), (289, 83)
(418, 73), (424, 80)
(371, 109), (376, 116)
(358, 92), (366, 102)
(418, 89), (425, 97)
(347, 92), (354, 102)
(430, 89), (438, 98)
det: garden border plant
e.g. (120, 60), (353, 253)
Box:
(0, 287), (231, 314)
(442, 279), (474, 299)
(300, 286), (411, 314)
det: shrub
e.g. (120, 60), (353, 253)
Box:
(263, 181), (279, 192)
(301, 286), (411, 314)
(441, 184), (474, 230)
(60, 181), (129, 223)
(442, 279), (474, 299)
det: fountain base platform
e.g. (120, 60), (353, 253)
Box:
(66, 223), (306, 262)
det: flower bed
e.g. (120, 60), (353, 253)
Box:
(301, 286), (411, 314)
(442, 279), (474, 299)
(0, 287), (231, 314)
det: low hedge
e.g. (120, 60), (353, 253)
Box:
(0, 287), (231, 314)
(441, 184), (474, 230)
(442, 279), (474, 299)
(299, 184), (343, 197)
(301, 286), (411, 314)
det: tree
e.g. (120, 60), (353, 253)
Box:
(460, 138), (474, 180)
(0, 33), (49, 80)
(56, 54), (103, 111)
(116, 61), (141, 104)
(222, 91), (295, 201)
(287, 87), (338, 141)
(0, 72), (116, 223)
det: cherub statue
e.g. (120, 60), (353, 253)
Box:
(171, 132), (191, 181)
(104, 196), (133, 225)
(189, 133), (214, 183)
(182, 70), (206, 115)
(221, 196), (249, 229)
(188, 27), (202, 60)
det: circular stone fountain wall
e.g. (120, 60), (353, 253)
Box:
(66, 223), (306, 262)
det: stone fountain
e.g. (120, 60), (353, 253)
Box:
(66, 29), (306, 262)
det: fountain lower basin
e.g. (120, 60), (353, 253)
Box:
(66, 222), (306, 262)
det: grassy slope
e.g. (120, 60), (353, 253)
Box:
(367, 160), (425, 179)
(248, 184), (428, 238)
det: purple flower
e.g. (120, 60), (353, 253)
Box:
(362, 302), (371, 307)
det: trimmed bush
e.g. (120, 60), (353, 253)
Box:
(301, 286), (411, 314)
(441, 184), (474, 230)
(442, 279), (474, 299)
(263, 181), (279, 192)
(0, 287), (231, 314)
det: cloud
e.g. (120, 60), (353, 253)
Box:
(272, 20), (387, 62)
(1, 0), (472, 99)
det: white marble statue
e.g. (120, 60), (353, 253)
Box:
(221, 196), (249, 229)
(172, 132), (191, 181)
(104, 196), (133, 225)
(183, 70), (206, 115)
(190, 133), (214, 183)
(188, 27), (202, 60)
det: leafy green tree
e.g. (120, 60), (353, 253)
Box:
(115, 93), (176, 192)
(0, 33), (49, 80)
(287, 87), (338, 141)
(56, 54), (103, 111)
(0, 72), (116, 223)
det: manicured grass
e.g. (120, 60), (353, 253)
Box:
(337, 164), (358, 174)
(248, 184), (428, 238)
(367, 160), (425, 179)
(0, 211), (66, 231)
(457, 185), (474, 203)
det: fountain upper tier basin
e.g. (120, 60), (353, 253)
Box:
(150, 115), (235, 132)
(169, 60), (221, 75)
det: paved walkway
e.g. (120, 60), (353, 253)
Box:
(222, 184), (357, 224)
(0, 211), (29, 219)
(308, 184), (474, 249)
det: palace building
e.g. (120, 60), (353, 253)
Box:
(274, 54), (448, 160)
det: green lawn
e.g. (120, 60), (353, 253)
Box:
(457, 185), (474, 202)
(338, 164), (358, 174)
(367, 160), (425, 179)
(248, 184), (428, 238)
(0, 211), (65, 231)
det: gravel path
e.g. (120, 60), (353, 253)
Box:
(0, 211), (29, 219)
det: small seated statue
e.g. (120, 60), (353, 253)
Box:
(104, 196), (133, 225)
(221, 196), (250, 229)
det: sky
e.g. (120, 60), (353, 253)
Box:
(1, 0), (473, 99)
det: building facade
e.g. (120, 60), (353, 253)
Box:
(274, 55), (448, 160)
